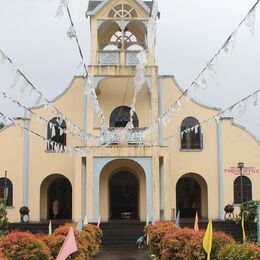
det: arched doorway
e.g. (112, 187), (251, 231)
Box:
(109, 171), (139, 220)
(176, 174), (208, 218)
(40, 174), (72, 220)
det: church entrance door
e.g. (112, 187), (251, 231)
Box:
(109, 171), (139, 220)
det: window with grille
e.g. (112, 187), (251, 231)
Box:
(234, 176), (252, 204)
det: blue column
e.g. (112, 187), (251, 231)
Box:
(159, 157), (164, 220)
(158, 77), (164, 146)
(217, 119), (225, 220)
(23, 117), (30, 207)
(81, 158), (87, 219)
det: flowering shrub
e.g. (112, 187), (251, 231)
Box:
(160, 227), (195, 259)
(218, 243), (260, 260)
(53, 223), (102, 259)
(0, 223), (102, 260)
(0, 231), (50, 260)
(41, 234), (64, 259)
(146, 222), (236, 260)
(145, 221), (175, 257)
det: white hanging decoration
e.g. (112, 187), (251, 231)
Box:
(214, 115), (220, 123)
(201, 125), (204, 134)
(238, 99), (248, 116)
(19, 80), (29, 94)
(83, 77), (92, 96)
(181, 131), (185, 139)
(51, 125), (56, 138)
(253, 92), (258, 106)
(194, 125), (199, 134)
(34, 94), (44, 107)
(244, 8), (256, 36)
(55, 0), (69, 20)
(10, 71), (24, 89)
(0, 50), (7, 64)
(67, 25), (77, 39)
(77, 60), (85, 76)
(223, 30), (238, 54)
(147, 0), (159, 49)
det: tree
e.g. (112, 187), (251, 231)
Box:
(0, 122), (4, 129)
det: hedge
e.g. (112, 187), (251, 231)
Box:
(0, 223), (102, 260)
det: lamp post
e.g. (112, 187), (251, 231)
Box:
(238, 162), (244, 204)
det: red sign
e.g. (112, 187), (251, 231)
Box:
(224, 168), (259, 175)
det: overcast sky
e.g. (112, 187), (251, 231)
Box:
(0, 0), (259, 140)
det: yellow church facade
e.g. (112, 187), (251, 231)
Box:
(0, 0), (259, 224)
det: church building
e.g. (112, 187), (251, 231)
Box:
(0, 0), (259, 224)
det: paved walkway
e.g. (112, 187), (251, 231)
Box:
(95, 247), (150, 260)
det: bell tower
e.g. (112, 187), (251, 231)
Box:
(85, 0), (159, 144)
(86, 0), (155, 66)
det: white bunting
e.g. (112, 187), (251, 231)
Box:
(223, 30), (237, 54)
(55, 0), (69, 20)
(67, 25), (77, 39)
(244, 8), (256, 36)
(253, 92), (258, 106)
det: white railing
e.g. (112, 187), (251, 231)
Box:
(126, 51), (139, 66)
(100, 128), (146, 145)
(99, 51), (119, 65)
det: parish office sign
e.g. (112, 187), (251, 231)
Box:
(224, 168), (259, 174)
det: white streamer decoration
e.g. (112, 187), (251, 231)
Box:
(223, 30), (238, 54)
(0, 49), (7, 64)
(55, 0), (69, 20)
(147, 0), (159, 49)
(129, 50), (148, 127)
(245, 8), (256, 36)
(67, 25), (77, 39)
(253, 92), (258, 106)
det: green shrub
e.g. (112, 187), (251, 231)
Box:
(240, 200), (260, 242)
(0, 231), (50, 260)
(218, 243), (260, 260)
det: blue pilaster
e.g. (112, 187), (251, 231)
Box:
(217, 119), (225, 220)
(23, 116), (30, 207)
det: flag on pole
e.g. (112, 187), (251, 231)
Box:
(241, 211), (246, 243)
(83, 215), (88, 225)
(76, 217), (82, 232)
(175, 210), (180, 228)
(56, 226), (77, 260)
(194, 212), (199, 232)
(97, 216), (101, 228)
(48, 220), (52, 235)
(203, 220), (213, 260)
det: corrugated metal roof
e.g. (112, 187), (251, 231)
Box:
(87, 1), (102, 12)
(87, 0), (153, 13)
